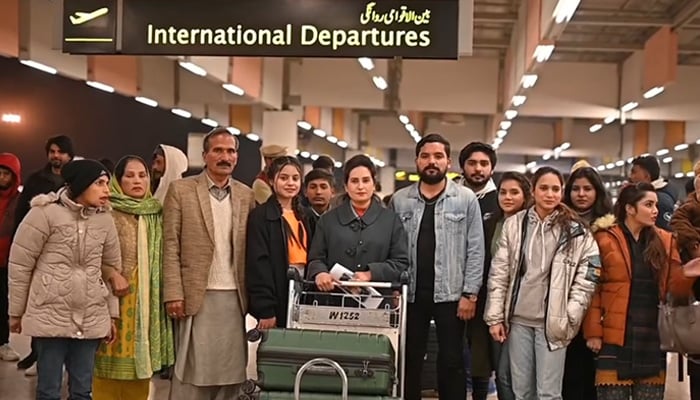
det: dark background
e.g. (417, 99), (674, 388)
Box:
(0, 55), (262, 186)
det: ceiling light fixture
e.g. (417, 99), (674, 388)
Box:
(372, 76), (388, 90)
(500, 121), (512, 130)
(560, 142), (571, 150)
(615, 160), (625, 167)
(494, 137), (504, 146)
(496, 130), (508, 138)
(310, 154), (320, 161)
(643, 86), (665, 99)
(246, 133), (260, 141)
(662, 157), (673, 164)
(589, 124), (603, 133)
(512, 95), (527, 107)
(297, 120), (312, 130)
(337, 140), (348, 148)
(656, 148), (669, 156)
(505, 110), (518, 120)
(604, 115), (616, 124)
(357, 57), (374, 71)
(553, 0), (581, 23)
(627, 157), (634, 163)
(1, 113), (21, 123)
(135, 96), (158, 107)
(334, 161), (343, 168)
(171, 108), (192, 118)
(20, 59), (58, 75)
(86, 80), (115, 93)
(201, 118), (219, 128)
(300, 151), (310, 158)
(526, 161), (537, 169)
(222, 83), (245, 96)
(226, 127), (241, 135)
(687, 171), (695, 178)
(621, 101), (639, 113)
(521, 74), (538, 89)
(543, 153), (552, 161)
(313, 128), (327, 138)
(606, 162), (615, 169)
(404, 123), (415, 132)
(534, 44), (555, 62)
(398, 115), (410, 125)
(178, 61), (207, 77)
(597, 165), (606, 172)
(675, 172), (685, 179)
(326, 136), (338, 144)
(674, 143), (689, 151)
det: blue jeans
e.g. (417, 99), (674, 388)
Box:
(35, 337), (101, 400)
(508, 323), (567, 400)
(492, 338), (515, 400)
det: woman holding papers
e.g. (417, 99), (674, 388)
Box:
(246, 156), (313, 329)
(307, 154), (408, 293)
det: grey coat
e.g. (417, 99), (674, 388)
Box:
(307, 198), (408, 283)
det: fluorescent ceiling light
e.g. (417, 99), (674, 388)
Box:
(674, 143), (689, 151)
(534, 44), (555, 62)
(494, 137), (504, 146)
(294, 149), (300, 155)
(414, 136), (421, 143)
(543, 153), (552, 161)
(222, 83), (245, 96)
(492, 142), (500, 150)
(372, 76), (388, 90)
(643, 86), (665, 99)
(615, 160), (625, 167)
(656, 148), (669, 156)
(19, 59), (57, 75)
(300, 151), (310, 158)
(398, 115), (410, 125)
(246, 133), (260, 141)
(505, 110), (518, 120)
(171, 108), (191, 118)
(560, 142), (571, 150)
(1, 113), (21, 123)
(621, 101), (639, 112)
(313, 128), (327, 138)
(521, 74), (538, 89)
(405, 123), (415, 132)
(675, 172), (685, 179)
(512, 95), (527, 107)
(526, 161), (537, 169)
(553, 0), (581, 23)
(597, 165), (606, 172)
(627, 157), (634, 163)
(201, 118), (218, 128)
(326, 136), (338, 144)
(687, 171), (695, 178)
(135, 96), (158, 107)
(226, 126), (241, 135)
(662, 157), (673, 164)
(500, 121), (512, 130)
(179, 61), (207, 77)
(310, 154), (319, 161)
(334, 161), (342, 168)
(357, 57), (374, 71)
(606, 163), (615, 169)
(337, 140), (348, 148)
(496, 130), (508, 138)
(86, 80), (114, 93)
(297, 120), (312, 130)
(604, 115), (616, 124)
(589, 124), (603, 133)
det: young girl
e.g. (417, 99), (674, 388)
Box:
(585, 183), (695, 400)
(484, 166), (600, 399)
(246, 156), (311, 329)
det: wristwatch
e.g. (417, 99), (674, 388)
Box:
(461, 292), (478, 302)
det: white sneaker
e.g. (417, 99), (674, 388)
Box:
(24, 363), (37, 376)
(0, 344), (19, 361)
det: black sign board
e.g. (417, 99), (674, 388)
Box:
(63, 0), (117, 54)
(63, 0), (459, 59)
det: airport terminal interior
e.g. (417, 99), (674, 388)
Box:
(2, 0), (700, 398)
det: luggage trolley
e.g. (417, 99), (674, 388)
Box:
(243, 268), (409, 400)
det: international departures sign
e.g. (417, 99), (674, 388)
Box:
(63, 0), (459, 59)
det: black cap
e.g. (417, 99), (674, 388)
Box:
(61, 159), (110, 198)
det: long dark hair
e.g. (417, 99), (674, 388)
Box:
(267, 156), (307, 248)
(531, 166), (583, 250)
(614, 182), (667, 272)
(564, 167), (613, 220)
(497, 171), (532, 214)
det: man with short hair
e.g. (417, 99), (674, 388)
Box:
(13, 135), (74, 373)
(629, 155), (677, 230)
(252, 144), (287, 205)
(392, 133), (484, 400)
(163, 127), (255, 400)
(151, 144), (189, 203)
(0, 153), (21, 362)
(458, 142), (503, 400)
(303, 168), (335, 236)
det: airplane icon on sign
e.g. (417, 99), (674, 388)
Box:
(69, 7), (109, 25)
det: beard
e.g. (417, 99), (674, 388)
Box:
(419, 167), (446, 185)
(464, 174), (488, 189)
(50, 159), (63, 168)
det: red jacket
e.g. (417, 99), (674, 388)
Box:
(0, 153), (21, 268)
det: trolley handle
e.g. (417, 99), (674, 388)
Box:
(287, 268), (409, 289)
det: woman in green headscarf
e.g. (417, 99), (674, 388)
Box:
(93, 155), (175, 400)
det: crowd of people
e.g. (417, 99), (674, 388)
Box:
(0, 128), (699, 400)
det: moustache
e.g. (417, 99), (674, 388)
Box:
(216, 161), (232, 167)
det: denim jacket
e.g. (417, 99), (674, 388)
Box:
(391, 179), (484, 303)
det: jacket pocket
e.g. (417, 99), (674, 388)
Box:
(31, 274), (57, 306)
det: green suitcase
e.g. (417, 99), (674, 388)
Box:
(255, 329), (395, 395)
(244, 392), (399, 400)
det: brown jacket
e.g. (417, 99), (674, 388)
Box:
(583, 215), (695, 345)
(162, 172), (254, 316)
(670, 193), (700, 257)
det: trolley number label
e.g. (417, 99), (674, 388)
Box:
(328, 311), (360, 321)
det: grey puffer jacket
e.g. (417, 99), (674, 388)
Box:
(9, 189), (121, 339)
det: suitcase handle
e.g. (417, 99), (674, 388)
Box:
(293, 363), (375, 378)
(287, 268), (410, 289)
(294, 358), (349, 400)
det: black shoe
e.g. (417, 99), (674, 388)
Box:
(17, 352), (36, 370)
